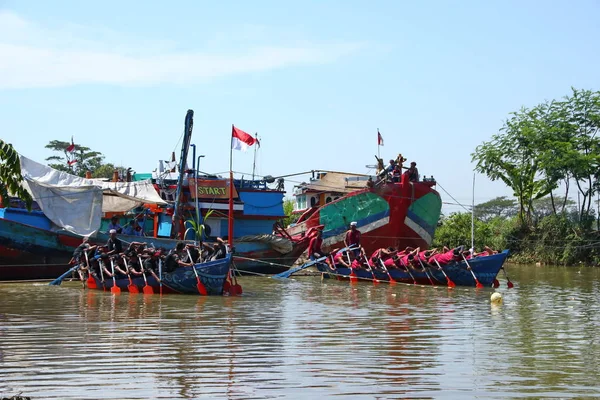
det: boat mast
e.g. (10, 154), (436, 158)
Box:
(471, 173), (475, 254)
(172, 110), (194, 239)
(251, 133), (258, 181)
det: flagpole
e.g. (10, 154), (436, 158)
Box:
(228, 125), (234, 248)
(252, 133), (258, 181)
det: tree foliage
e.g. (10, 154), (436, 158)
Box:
(473, 88), (600, 227)
(0, 140), (33, 210)
(474, 196), (518, 222)
(45, 140), (105, 177)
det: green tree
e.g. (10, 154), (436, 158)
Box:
(0, 140), (32, 210)
(92, 163), (117, 179)
(282, 198), (297, 226)
(473, 196), (518, 222)
(45, 140), (105, 177)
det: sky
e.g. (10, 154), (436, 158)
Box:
(1, 0), (599, 213)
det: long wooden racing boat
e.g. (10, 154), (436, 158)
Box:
(313, 251), (509, 287)
(89, 254), (232, 295)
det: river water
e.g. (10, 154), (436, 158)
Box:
(1, 264), (599, 399)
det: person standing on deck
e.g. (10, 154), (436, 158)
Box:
(108, 216), (123, 234)
(344, 222), (361, 257)
(308, 229), (325, 261)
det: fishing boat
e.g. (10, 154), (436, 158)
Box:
(281, 250), (510, 287)
(284, 167), (442, 256)
(0, 111), (309, 280)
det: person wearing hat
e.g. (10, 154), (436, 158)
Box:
(106, 229), (123, 256)
(344, 222), (361, 257)
(308, 229), (325, 261)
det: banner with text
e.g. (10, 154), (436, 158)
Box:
(189, 179), (238, 200)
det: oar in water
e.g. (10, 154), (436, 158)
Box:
(187, 249), (208, 296)
(48, 264), (80, 286)
(84, 251), (97, 290)
(361, 254), (379, 284)
(138, 255), (154, 294)
(273, 254), (329, 279)
(417, 257), (435, 286)
(461, 254), (484, 288)
(501, 267), (514, 288)
(378, 259), (396, 284)
(432, 258), (456, 288)
(122, 256), (139, 294)
(345, 251), (358, 283)
(110, 257), (121, 294)
(231, 266), (243, 296)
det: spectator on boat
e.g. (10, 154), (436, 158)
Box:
(344, 222), (361, 257)
(395, 154), (407, 171)
(366, 176), (374, 189)
(123, 219), (143, 236)
(164, 242), (194, 273)
(392, 165), (402, 183)
(405, 162), (419, 182)
(106, 229), (124, 256)
(108, 216), (123, 234)
(308, 229), (325, 261)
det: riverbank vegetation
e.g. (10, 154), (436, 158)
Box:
(435, 88), (600, 266)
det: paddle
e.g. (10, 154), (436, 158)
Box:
(138, 255), (154, 294)
(432, 258), (456, 288)
(84, 251), (97, 290)
(122, 255), (139, 294)
(110, 257), (121, 294)
(231, 266), (243, 296)
(378, 258), (396, 284)
(158, 258), (163, 295)
(48, 264), (80, 286)
(361, 254), (379, 284)
(461, 254), (484, 288)
(187, 249), (208, 296)
(417, 257), (435, 286)
(273, 254), (329, 279)
(501, 267), (514, 288)
(396, 256), (417, 284)
(346, 250), (358, 283)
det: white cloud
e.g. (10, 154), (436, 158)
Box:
(0, 11), (363, 89)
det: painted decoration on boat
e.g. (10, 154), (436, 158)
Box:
(319, 192), (390, 247)
(404, 192), (442, 245)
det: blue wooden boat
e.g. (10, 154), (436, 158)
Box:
(90, 254), (232, 295)
(314, 250), (509, 287)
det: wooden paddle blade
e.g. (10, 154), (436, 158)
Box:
(111, 285), (121, 294)
(128, 284), (140, 294)
(507, 280), (514, 288)
(475, 281), (484, 289)
(197, 281), (208, 296)
(223, 280), (231, 293)
(447, 279), (456, 288)
(493, 279), (500, 288)
(389, 278), (396, 285)
(233, 284), (243, 295)
(143, 285), (154, 295)
(87, 276), (97, 290)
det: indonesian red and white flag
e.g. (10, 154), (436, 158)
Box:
(67, 159), (78, 166)
(231, 125), (258, 152)
(66, 136), (75, 153)
(377, 130), (384, 146)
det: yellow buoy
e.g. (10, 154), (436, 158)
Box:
(490, 292), (503, 304)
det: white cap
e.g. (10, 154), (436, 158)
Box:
(350, 221), (357, 226)
(109, 229), (117, 234)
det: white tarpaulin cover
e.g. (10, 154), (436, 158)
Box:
(20, 156), (167, 235)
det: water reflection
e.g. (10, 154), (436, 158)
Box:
(0, 266), (600, 398)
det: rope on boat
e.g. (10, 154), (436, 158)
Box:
(233, 256), (293, 269)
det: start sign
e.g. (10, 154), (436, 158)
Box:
(189, 179), (238, 199)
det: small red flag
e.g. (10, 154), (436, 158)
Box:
(66, 136), (75, 153)
(377, 131), (384, 146)
(67, 159), (78, 166)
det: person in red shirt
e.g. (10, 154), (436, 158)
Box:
(308, 229), (325, 261)
(344, 222), (361, 256)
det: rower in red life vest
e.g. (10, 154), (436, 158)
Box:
(369, 247), (397, 269)
(344, 222), (361, 257)
(308, 229), (325, 261)
(428, 247), (463, 265)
